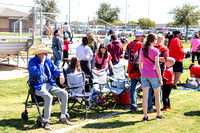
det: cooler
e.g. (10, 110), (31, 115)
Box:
(115, 91), (130, 105)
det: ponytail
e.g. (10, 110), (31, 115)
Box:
(143, 33), (156, 58)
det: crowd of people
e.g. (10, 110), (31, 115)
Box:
(28, 22), (200, 129)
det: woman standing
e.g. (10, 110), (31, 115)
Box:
(76, 37), (93, 91)
(93, 43), (113, 71)
(190, 34), (200, 65)
(52, 30), (63, 68)
(139, 33), (164, 122)
(43, 20), (53, 39)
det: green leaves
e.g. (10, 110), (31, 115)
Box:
(138, 18), (156, 28)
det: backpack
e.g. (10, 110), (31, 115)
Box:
(186, 77), (198, 89)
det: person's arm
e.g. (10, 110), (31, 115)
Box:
(139, 55), (143, 74)
(108, 54), (113, 70)
(155, 55), (163, 86)
(190, 67), (196, 78)
(93, 61), (96, 69)
(124, 46), (129, 60)
(174, 39), (185, 55)
(85, 46), (93, 61)
(28, 60), (44, 77)
(58, 37), (63, 52)
(190, 40), (193, 53)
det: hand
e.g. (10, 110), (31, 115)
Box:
(59, 73), (65, 85)
(160, 79), (163, 86)
(40, 54), (47, 65)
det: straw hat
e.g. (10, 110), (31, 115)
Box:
(33, 44), (53, 55)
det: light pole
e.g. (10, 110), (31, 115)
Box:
(69, 0), (70, 25)
(148, 0), (150, 19)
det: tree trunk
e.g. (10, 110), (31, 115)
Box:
(185, 25), (188, 42)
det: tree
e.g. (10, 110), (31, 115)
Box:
(138, 18), (156, 28)
(169, 3), (200, 42)
(30, 0), (59, 20)
(128, 21), (138, 26)
(166, 22), (182, 28)
(96, 2), (120, 24)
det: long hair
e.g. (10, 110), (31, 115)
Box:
(70, 56), (82, 72)
(87, 33), (95, 45)
(189, 63), (195, 70)
(143, 33), (156, 58)
(97, 43), (108, 58)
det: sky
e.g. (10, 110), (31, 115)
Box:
(0, 0), (200, 24)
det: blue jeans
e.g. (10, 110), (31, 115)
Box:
(53, 51), (62, 67)
(130, 78), (141, 109)
(66, 31), (71, 41)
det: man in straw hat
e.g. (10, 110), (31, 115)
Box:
(28, 44), (72, 130)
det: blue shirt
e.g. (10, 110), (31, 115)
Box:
(28, 56), (62, 90)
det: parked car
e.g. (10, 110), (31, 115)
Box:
(182, 31), (195, 40)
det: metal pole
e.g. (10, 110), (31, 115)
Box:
(40, 6), (42, 43)
(148, 0), (150, 19)
(69, 0), (70, 25)
(125, 0), (127, 26)
(19, 21), (22, 42)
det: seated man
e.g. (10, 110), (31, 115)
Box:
(189, 63), (200, 84)
(28, 44), (72, 130)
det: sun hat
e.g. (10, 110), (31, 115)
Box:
(135, 30), (145, 37)
(32, 44), (53, 55)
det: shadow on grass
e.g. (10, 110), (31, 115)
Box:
(82, 120), (140, 129)
(184, 111), (200, 116)
(0, 118), (38, 131)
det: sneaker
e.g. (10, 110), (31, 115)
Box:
(59, 117), (73, 125)
(167, 106), (172, 109)
(142, 116), (148, 122)
(156, 115), (165, 120)
(43, 122), (52, 130)
(130, 108), (139, 112)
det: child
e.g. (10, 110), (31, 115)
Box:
(162, 57), (175, 111)
(62, 37), (70, 67)
(93, 43), (113, 71)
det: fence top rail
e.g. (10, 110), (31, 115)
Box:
(0, 36), (33, 40)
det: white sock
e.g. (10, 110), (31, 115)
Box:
(60, 114), (66, 119)
(44, 119), (49, 123)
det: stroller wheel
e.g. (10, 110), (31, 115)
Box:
(36, 118), (43, 127)
(21, 111), (28, 120)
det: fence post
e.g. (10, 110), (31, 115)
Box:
(40, 6), (43, 43)
(19, 21), (22, 42)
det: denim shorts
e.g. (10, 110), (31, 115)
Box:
(141, 76), (160, 89)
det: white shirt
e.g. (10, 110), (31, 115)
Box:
(65, 25), (71, 32)
(76, 44), (93, 61)
(103, 35), (111, 45)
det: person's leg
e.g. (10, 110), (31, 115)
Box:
(130, 78), (139, 110)
(35, 84), (52, 122)
(166, 84), (172, 108)
(148, 86), (153, 110)
(143, 87), (150, 117)
(197, 52), (200, 65)
(153, 87), (161, 116)
(49, 85), (68, 117)
(162, 85), (168, 109)
(53, 52), (58, 67)
(67, 31), (72, 41)
(174, 72), (182, 86)
(192, 52), (195, 63)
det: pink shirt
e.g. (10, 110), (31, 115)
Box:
(191, 38), (200, 52)
(94, 53), (112, 70)
(140, 46), (159, 78)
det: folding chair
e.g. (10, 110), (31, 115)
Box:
(67, 72), (95, 118)
(92, 68), (125, 110)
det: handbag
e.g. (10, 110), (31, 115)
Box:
(95, 54), (106, 69)
(186, 77), (198, 89)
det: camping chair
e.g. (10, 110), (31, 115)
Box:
(92, 68), (125, 110)
(111, 64), (143, 99)
(67, 72), (96, 118)
(21, 82), (62, 128)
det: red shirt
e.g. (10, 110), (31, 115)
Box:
(163, 67), (173, 84)
(125, 40), (143, 78)
(154, 44), (168, 59)
(169, 37), (185, 62)
(190, 66), (200, 78)
(63, 41), (70, 51)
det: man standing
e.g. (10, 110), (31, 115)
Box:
(107, 35), (123, 66)
(103, 30), (114, 45)
(28, 44), (72, 130)
(169, 30), (185, 89)
(64, 22), (72, 43)
(124, 30), (145, 112)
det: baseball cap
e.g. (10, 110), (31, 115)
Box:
(135, 30), (145, 37)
